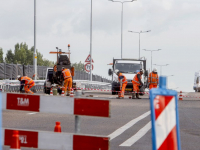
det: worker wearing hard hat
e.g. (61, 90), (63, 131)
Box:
(132, 69), (144, 99)
(62, 67), (72, 96)
(148, 68), (159, 90)
(115, 69), (127, 98)
(17, 75), (35, 94)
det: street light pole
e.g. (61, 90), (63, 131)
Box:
(153, 64), (169, 75)
(143, 49), (161, 71)
(128, 30), (151, 59)
(89, 0), (93, 81)
(109, 0), (136, 59)
(34, 0), (37, 80)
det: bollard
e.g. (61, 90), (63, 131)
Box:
(179, 91), (183, 100)
(54, 122), (61, 132)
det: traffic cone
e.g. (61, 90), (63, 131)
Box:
(179, 91), (183, 100)
(70, 88), (74, 97)
(54, 122), (61, 132)
(10, 130), (21, 150)
(50, 88), (53, 96)
(61, 87), (65, 96)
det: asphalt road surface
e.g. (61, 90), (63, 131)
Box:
(2, 91), (200, 150)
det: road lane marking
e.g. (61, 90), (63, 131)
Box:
(107, 111), (150, 141)
(27, 112), (38, 115)
(119, 121), (151, 146)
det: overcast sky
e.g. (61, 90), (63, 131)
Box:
(1, 0), (200, 92)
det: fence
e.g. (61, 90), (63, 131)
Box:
(0, 63), (111, 83)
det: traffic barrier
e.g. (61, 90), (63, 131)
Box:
(70, 88), (74, 97)
(2, 93), (110, 117)
(10, 130), (20, 150)
(54, 122), (61, 133)
(3, 128), (109, 150)
(50, 88), (53, 96)
(179, 91), (183, 100)
(149, 76), (181, 150)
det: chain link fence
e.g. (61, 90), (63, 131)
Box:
(0, 63), (111, 83)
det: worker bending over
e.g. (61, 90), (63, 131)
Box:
(115, 69), (127, 98)
(132, 69), (144, 99)
(148, 68), (159, 90)
(62, 67), (72, 96)
(17, 75), (35, 94)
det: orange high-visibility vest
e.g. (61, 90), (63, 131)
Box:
(118, 73), (127, 84)
(148, 72), (159, 85)
(132, 72), (142, 85)
(62, 69), (72, 79)
(21, 76), (33, 84)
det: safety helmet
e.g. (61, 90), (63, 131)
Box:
(140, 69), (144, 72)
(153, 68), (157, 72)
(115, 69), (119, 74)
(17, 75), (21, 79)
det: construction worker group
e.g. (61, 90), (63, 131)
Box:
(116, 68), (159, 99)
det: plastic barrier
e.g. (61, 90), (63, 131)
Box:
(3, 128), (109, 150)
(149, 76), (181, 150)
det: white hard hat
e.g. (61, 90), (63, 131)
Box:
(115, 69), (119, 74)
(140, 69), (144, 72)
(17, 75), (21, 78)
(153, 68), (157, 72)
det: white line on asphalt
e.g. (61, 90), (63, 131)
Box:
(107, 111), (150, 141)
(27, 112), (38, 115)
(119, 121), (151, 146)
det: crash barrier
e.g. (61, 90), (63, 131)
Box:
(150, 76), (181, 150)
(2, 92), (110, 149)
(3, 128), (109, 150)
(0, 80), (111, 93)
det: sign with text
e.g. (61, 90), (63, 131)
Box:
(84, 63), (94, 72)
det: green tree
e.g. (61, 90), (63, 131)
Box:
(5, 50), (14, 63)
(72, 61), (85, 72)
(0, 47), (4, 63)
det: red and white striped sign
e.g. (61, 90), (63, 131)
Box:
(3, 128), (109, 150)
(154, 95), (178, 150)
(2, 93), (110, 117)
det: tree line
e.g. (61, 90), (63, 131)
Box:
(0, 43), (85, 71)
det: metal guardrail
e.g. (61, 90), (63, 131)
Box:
(0, 80), (111, 93)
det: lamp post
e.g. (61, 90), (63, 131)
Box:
(89, 0), (93, 81)
(109, 0), (136, 59)
(153, 64), (169, 75)
(34, 0), (37, 80)
(143, 49), (161, 71)
(129, 30), (151, 59)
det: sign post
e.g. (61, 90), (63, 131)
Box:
(149, 76), (181, 150)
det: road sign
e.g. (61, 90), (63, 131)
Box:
(85, 54), (94, 63)
(84, 63), (94, 72)
(149, 76), (181, 150)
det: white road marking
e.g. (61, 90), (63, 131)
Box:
(119, 121), (151, 146)
(27, 112), (38, 115)
(107, 111), (150, 141)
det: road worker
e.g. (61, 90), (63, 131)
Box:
(17, 75), (35, 94)
(115, 69), (127, 99)
(62, 67), (72, 96)
(132, 69), (144, 99)
(148, 68), (159, 90)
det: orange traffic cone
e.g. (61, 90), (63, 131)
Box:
(70, 88), (74, 97)
(10, 130), (21, 150)
(179, 91), (183, 100)
(50, 88), (53, 96)
(54, 122), (61, 132)
(61, 87), (65, 96)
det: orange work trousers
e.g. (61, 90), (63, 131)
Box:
(64, 78), (72, 94)
(133, 83), (140, 93)
(119, 83), (127, 98)
(24, 81), (35, 94)
(149, 84), (157, 90)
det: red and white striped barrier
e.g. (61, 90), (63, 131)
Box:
(2, 93), (110, 117)
(3, 128), (109, 150)
(154, 95), (178, 149)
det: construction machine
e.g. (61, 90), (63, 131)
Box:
(44, 44), (75, 94)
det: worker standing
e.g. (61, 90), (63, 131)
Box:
(148, 68), (159, 90)
(115, 69), (127, 99)
(62, 67), (72, 96)
(132, 69), (144, 99)
(17, 75), (35, 94)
